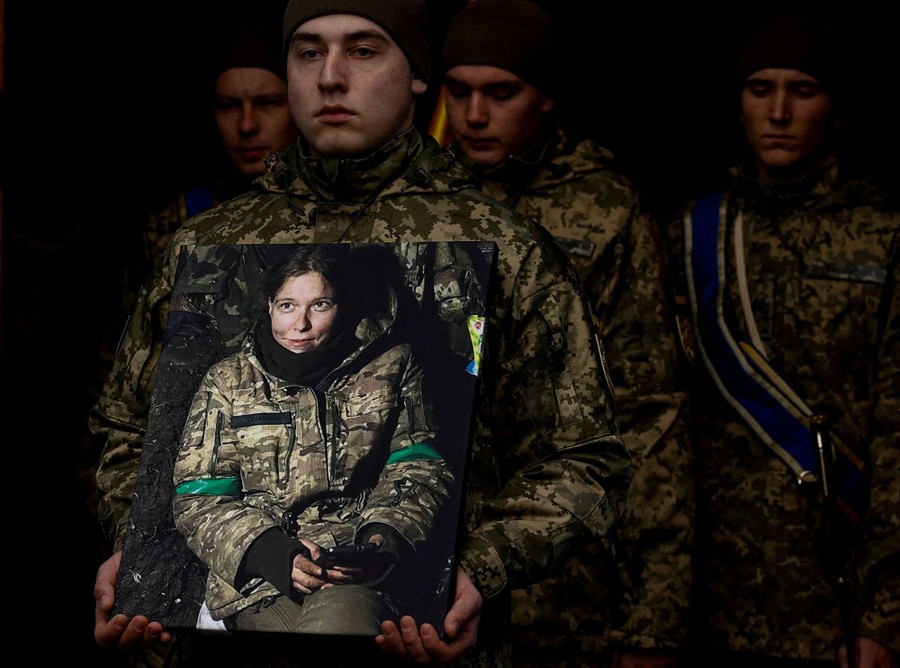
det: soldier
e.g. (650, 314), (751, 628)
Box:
(666, 13), (899, 668)
(91, 0), (632, 665)
(440, 1), (693, 666)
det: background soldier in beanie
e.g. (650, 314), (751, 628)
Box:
(441, 2), (693, 666)
(665, 13), (898, 668)
(91, 0), (632, 664)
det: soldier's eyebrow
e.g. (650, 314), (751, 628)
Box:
(744, 76), (774, 87)
(484, 80), (523, 94)
(343, 29), (390, 46)
(291, 30), (320, 46)
(292, 28), (390, 47)
(444, 74), (523, 91)
(787, 79), (824, 91)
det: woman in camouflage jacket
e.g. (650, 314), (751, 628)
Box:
(172, 245), (454, 634)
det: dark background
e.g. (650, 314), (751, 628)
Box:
(1, 1), (896, 663)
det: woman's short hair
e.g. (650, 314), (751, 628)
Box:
(264, 244), (353, 300)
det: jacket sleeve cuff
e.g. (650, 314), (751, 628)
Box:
(238, 528), (305, 597)
(357, 522), (407, 560)
(458, 533), (507, 599)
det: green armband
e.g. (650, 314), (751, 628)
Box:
(386, 442), (443, 464)
(175, 476), (241, 496)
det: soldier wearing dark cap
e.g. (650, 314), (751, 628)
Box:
(667, 13), (899, 668)
(91, 0), (633, 665)
(441, 2), (692, 666)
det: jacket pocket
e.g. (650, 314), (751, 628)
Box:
(230, 411), (294, 492)
(329, 386), (400, 487)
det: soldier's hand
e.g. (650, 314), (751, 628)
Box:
(94, 550), (172, 650)
(839, 636), (898, 668)
(375, 567), (481, 663)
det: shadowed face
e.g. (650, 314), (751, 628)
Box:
(443, 64), (553, 166)
(740, 68), (836, 180)
(285, 14), (427, 157)
(268, 272), (339, 353)
(214, 67), (299, 177)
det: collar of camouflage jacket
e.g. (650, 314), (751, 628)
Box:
(262, 127), (466, 204)
(732, 151), (853, 210)
(469, 125), (618, 190)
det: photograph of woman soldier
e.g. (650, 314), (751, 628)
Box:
(171, 244), (456, 636)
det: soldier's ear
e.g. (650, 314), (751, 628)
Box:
(412, 78), (427, 96)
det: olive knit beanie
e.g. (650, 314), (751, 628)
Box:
(738, 14), (840, 94)
(442, 0), (555, 97)
(216, 20), (286, 83)
(282, 0), (430, 83)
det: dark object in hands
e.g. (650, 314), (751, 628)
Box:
(315, 542), (380, 569)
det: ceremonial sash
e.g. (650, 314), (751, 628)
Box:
(185, 185), (216, 219)
(684, 192), (867, 525)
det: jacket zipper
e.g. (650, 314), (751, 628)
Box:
(281, 403), (297, 490)
(209, 399), (221, 476)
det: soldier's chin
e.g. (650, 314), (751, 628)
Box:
(463, 144), (504, 167)
(307, 126), (377, 159)
(758, 151), (819, 181)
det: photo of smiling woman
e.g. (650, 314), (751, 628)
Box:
(171, 244), (454, 636)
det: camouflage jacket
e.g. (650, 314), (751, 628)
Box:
(462, 126), (694, 658)
(173, 289), (453, 620)
(91, 127), (633, 662)
(668, 158), (900, 658)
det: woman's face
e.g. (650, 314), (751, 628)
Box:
(268, 271), (339, 353)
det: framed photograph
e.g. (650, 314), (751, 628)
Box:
(115, 241), (497, 638)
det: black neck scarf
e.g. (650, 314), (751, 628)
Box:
(255, 317), (361, 388)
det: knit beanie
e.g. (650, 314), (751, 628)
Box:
(442, 0), (555, 97)
(282, 0), (430, 83)
(215, 21), (286, 83)
(738, 14), (840, 95)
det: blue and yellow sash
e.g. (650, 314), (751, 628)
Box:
(684, 192), (867, 524)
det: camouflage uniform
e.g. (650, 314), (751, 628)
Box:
(667, 156), (900, 661)
(465, 126), (693, 665)
(91, 127), (633, 665)
(173, 284), (453, 621)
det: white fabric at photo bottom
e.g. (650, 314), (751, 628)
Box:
(197, 601), (228, 632)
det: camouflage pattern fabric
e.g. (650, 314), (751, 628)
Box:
(667, 157), (899, 659)
(91, 127), (633, 666)
(173, 288), (453, 620)
(467, 126), (693, 666)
